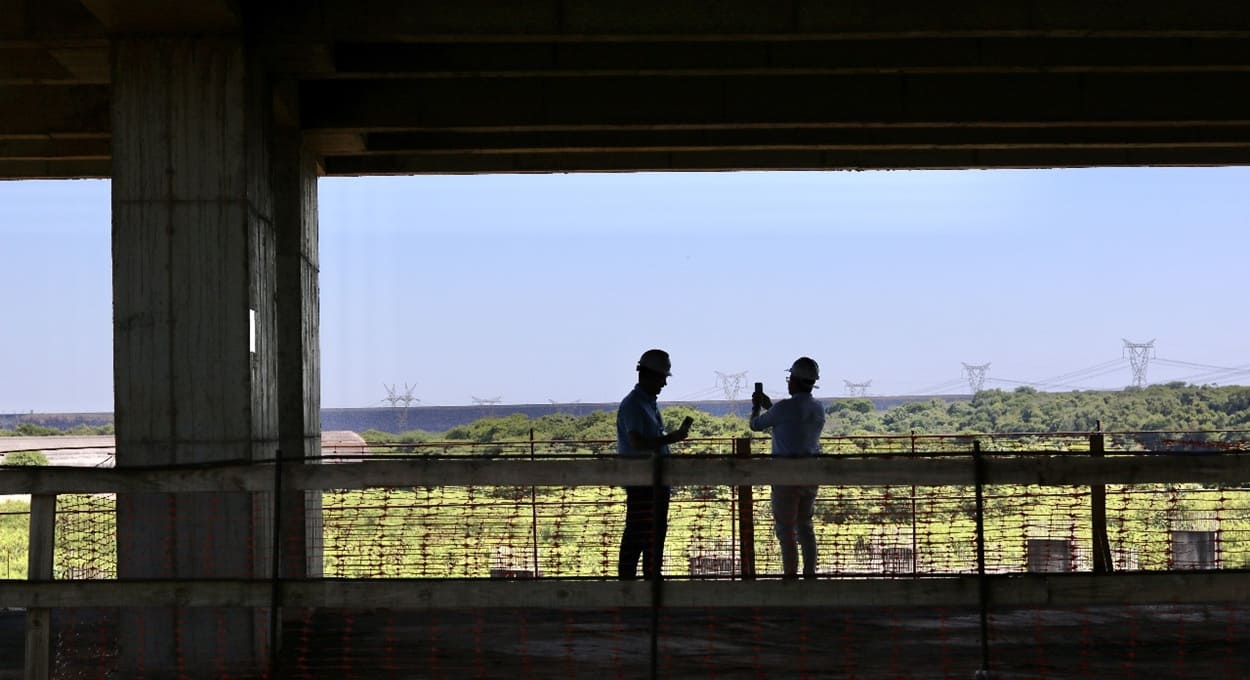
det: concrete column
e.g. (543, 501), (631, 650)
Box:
(112, 36), (278, 677)
(273, 116), (323, 580)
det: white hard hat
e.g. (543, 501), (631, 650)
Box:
(787, 357), (820, 382)
(637, 349), (672, 376)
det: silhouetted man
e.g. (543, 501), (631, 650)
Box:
(617, 349), (691, 579)
(751, 357), (826, 578)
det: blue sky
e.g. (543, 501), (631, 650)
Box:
(2, 168), (1248, 412)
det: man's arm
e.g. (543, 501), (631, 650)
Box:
(750, 396), (781, 431)
(621, 400), (690, 452)
(745, 390), (775, 432)
(628, 424), (689, 451)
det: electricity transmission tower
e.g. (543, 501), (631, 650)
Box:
(961, 363), (991, 393)
(714, 371), (748, 415)
(383, 383), (419, 430)
(843, 380), (872, 397)
(1122, 339), (1156, 388)
(471, 395), (502, 416)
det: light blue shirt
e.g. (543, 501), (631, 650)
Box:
(617, 386), (670, 457)
(749, 392), (825, 457)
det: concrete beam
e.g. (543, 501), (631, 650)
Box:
(79, 0), (239, 32)
(323, 146), (1250, 174)
(0, 0), (24, 38)
(6, 453), (1250, 495)
(48, 46), (109, 82)
(0, 158), (108, 177)
(0, 84), (109, 136)
(0, 0), (103, 41)
(300, 73), (1250, 131)
(329, 37), (1250, 78)
(0, 48), (73, 83)
(266, 0), (1250, 41)
(359, 125), (1250, 155)
(3, 573), (1250, 610)
(305, 130), (366, 155)
(0, 137), (109, 159)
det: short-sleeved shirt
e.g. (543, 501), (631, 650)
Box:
(749, 392), (825, 457)
(617, 385), (670, 457)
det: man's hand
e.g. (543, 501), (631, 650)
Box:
(753, 392), (772, 410)
(673, 416), (693, 442)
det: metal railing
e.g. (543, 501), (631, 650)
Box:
(3, 429), (1250, 678)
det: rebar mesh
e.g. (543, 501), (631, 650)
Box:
(4, 431), (1250, 678)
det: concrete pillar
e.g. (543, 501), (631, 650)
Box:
(112, 36), (280, 677)
(273, 109), (323, 580)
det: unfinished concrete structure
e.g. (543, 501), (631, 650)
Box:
(5, 1), (1250, 676)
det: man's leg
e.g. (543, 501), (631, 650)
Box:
(643, 487), (671, 579)
(619, 486), (653, 579)
(771, 486), (800, 577)
(797, 486), (819, 578)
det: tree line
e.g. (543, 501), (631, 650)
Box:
(4, 383), (1247, 446)
(361, 383), (1250, 445)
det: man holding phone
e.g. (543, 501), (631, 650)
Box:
(617, 348), (693, 579)
(750, 357), (826, 578)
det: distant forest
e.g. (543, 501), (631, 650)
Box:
(5, 384), (1250, 444)
(0, 422), (113, 437)
(361, 383), (1250, 444)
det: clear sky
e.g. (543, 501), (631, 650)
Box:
(2, 167), (1248, 413)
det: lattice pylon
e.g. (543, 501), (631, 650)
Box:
(961, 362), (990, 393)
(843, 380), (872, 397)
(1122, 339), (1156, 388)
(714, 371), (748, 415)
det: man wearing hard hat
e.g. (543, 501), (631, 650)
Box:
(616, 348), (692, 579)
(750, 357), (826, 579)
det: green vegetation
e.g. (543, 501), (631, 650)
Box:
(836, 384), (1250, 435)
(318, 481), (1250, 577)
(0, 500), (27, 578)
(0, 422), (113, 437)
(3, 450), (49, 466)
(335, 384), (1250, 578)
(3, 384), (1249, 580)
(359, 384), (1250, 447)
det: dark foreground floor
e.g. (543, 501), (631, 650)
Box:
(2, 604), (1248, 679)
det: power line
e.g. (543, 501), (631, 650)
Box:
(1033, 358), (1125, 386)
(908, 377), (968, 395)
(990, 360), (1131, 392)
(671, 385), (724, 401)
(1156, 363), (1250, 386)
(1154, 357), (1242, 372)
(1039, 364), (1136, 390)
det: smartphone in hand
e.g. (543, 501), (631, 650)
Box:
(681, 416), (694, 431)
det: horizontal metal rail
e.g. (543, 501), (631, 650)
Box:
(4, 452), (1250, 494)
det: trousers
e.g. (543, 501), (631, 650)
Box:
(619, 485), (671, 579)
(771, 485), (818, 577)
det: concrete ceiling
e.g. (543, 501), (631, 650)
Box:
(3, 0), (1250, 178)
